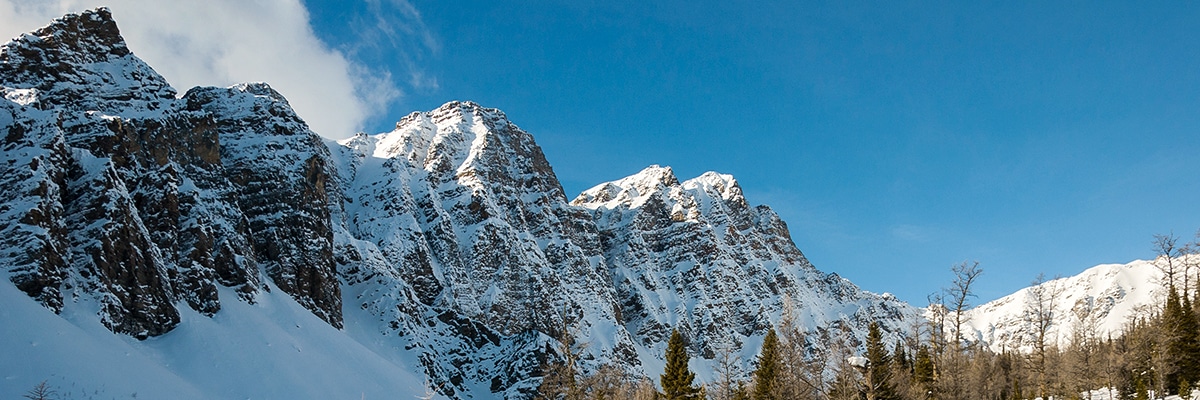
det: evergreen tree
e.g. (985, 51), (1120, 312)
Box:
(894, 339), (910, 373)
(661, 329), (701, 400)
(1162, 286), (1200, 395)
(1135, 377), (1149, 400)
(864, 322), (899, 400)
(913, 345), (935, 399)
(1179, 295), (1200, 386)
(752, 328), (781, 400)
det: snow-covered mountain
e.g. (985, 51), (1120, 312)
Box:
(571, 165), (917, 361)
(963, 259), (1165, 352)
(1, 8), (920, 399)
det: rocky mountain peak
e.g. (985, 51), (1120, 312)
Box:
(572, 165), (680, 209)
(571, 166), (754, 226)
(0, 7), (174, 113)
(368, 101), (520, 168)
(14, 7), (126, 58)
(428, 100), (510, 128)
(230, 82), (292, 105)
(1, 8), (342, 337)
(682, 171), (743, 202)
(964, 259), (1166, 352)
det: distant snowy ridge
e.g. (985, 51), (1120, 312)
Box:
(963, 259), (1165, 352)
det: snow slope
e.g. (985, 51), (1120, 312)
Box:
(0, 276), (435, 399)
(963, 259), (1165, 352)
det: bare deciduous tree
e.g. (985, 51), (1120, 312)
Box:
(536, 313), (588, 400)
(775, 294), (833, 400)
(1182, 231), (1200, 302)
(1067, 296), (1103, 400)
(1022, 273), (1062, 399)
(416, 378), (443, 400)
(23, 381), (56, 400)
(934, 261), (982, 400)
(1154, 233), (1182, 289)
(925, 291), (947, 388)
(708, 343), (744, 400)
(948, 261), (983, 348)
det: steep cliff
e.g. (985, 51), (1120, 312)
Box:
(330, 102), (635, 397)
(0, 8), (338, 338)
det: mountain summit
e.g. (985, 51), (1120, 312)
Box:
(0, 7), (175, 112)
(2, 9), (919, 398)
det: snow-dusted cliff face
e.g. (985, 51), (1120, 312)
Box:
(0, 8), (336, 339)
(328, 101), (638, 397)
(2, 9), (920, 399)
(572, 166), (920, 358)
(963, 259), (1165, 352)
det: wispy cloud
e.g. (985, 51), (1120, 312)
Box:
(890, 224), (931, 242)
(365, 0), (440, 54)
(350, 63), (403, 120)
(352, 0), (440, 93)
(0, 0), (412, 139)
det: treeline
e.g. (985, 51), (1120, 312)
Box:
(535, 231), (1200, 400)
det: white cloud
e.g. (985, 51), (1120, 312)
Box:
(0, 0), (396, 139)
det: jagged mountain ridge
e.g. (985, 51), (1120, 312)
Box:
(1, 8), (920, 398)
(572, 165), (917, 357)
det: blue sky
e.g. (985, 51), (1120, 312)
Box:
(294, 0), (1200, 305)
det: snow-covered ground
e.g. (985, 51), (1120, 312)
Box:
(1072, 388), (1199, 400)
(0, 279), (438, 399)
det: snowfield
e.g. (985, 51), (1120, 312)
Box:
(0, 279), (438, 399)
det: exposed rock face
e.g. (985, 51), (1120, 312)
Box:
(329, 113), (921, 396)
(0, 8), (336, 337)
(0, 7), (174, 113)
(185, 83), (341, 327)
(330, 102), (633, 397)
(2, 8), (922, 398)
(0, 96), (72, 314)
(573, 166), (919, 359)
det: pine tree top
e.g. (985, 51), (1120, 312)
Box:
(662, 329), (701, 400)
(752, 328), (781, 400)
